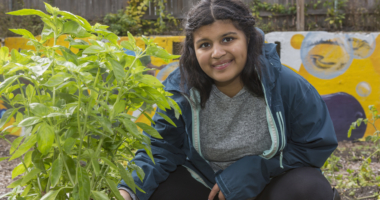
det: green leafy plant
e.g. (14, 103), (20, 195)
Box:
(0, 2), (180, 199)
(103, 0), (179, 36)
(250, 0), (297, 19)
(323, 0), (347, 29)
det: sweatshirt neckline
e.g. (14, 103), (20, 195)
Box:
(211, 84), (247, 100)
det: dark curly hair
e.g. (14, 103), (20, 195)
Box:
(179, 0), (264, 108)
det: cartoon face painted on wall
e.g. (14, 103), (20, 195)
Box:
(300, 32), (353, 79)
(269, 31), (380, 141)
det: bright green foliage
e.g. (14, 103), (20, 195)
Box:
(0, 2), (181, 199)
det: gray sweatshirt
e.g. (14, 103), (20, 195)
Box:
(120, 85), (271, 199)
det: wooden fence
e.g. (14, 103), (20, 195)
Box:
(0, 0), (378, 20)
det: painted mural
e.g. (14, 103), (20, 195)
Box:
(265, 31), (380, 141)
(2, 33), (380, 141)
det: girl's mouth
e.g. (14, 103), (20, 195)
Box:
(213, 60), (233, 70)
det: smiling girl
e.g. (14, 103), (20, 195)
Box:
(118, 0), (340, 199)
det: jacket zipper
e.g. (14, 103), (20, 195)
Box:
(276, 111), (286, 168)
(261, 83), (280, 160)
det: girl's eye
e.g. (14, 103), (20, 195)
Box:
(222, 37), (234, 43)
(199, 43), (210, 48)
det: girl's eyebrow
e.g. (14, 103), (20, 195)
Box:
(195, 32), (238, 45)
(221, 32), (237, 37)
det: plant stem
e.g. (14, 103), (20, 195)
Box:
(76, 78), (83, 184)
(125, 54), (141, 79)
(16, 78), (29, 116)
(356, 194), (378, 200)
(55, 131), (75, 185)
(81, 67), (101, 139)
(52, 32), (58, 106)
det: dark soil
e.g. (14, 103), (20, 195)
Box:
(0, 137), (379, 199)
(325, 140), (380, 200)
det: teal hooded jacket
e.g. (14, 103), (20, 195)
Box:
(118, 33), (338, 200)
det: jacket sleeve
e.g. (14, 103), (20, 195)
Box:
(118, 92), (188, 200)
(215, 82), (338, 200)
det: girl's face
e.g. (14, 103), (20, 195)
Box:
(193, 20), (248, 88)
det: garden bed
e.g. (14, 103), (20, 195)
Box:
(1, 136), (379, 200)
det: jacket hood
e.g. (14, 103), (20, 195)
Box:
(162, 28), (281, 93)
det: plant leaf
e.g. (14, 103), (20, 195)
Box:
(40, 187), (71, 200)
(29, 103), (49, 117)
(9, 29), (35, 40)
(105, 178), (125, 200)
(0, 108), (19, 129)
(21, 168), (41, 185)
(63, 153), (76, 178)
(142, 112), (155, 125)
(77, 167), (91, 200)
(113, 100), (126, 117)
(137, 75), (163, 88)
(120, 41), (134, 51)
(136, 122), (162, 139)
(7, 9), (50, 19)
(120, 118), (141, 138)
(117, 163), (136, 193)
(37, 122), (55, 155)
(43, 72), (72, 87)
(0, 75), (19, 95)
(50, 154), (63, 187)
(32, 150), (46, 172)
(10, 136), (23, 154)
(12, 163), (26, 179)
(145, 45), (180, 61)
(21, 184), (32, 197)
(91, 190), (109, 200)
(7, 179), (23, 188)
(100, 157), (117, 170)
(0, 157), (9, 162)
(62, 21), (91, 38)
(168, 98), (182, 119)
(157, 112), (177, 127)
(9, 134), (37, 161)
(63, 137), (76, 154)
(83, 45), (104, 54)
(127, 32), (136, 46)
(26, 84), (35, 100)
(0, 46), (10, 62)
(108, 58), (126, 82)
(129, 163), (145, 182)
(18, 117), (41, 127)
(24, 151), (33, 167)
(91, 157), (100, 176)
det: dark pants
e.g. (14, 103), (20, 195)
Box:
(149, 166), (333, 200)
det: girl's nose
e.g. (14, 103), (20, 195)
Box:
(211, 44), (226, 59)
